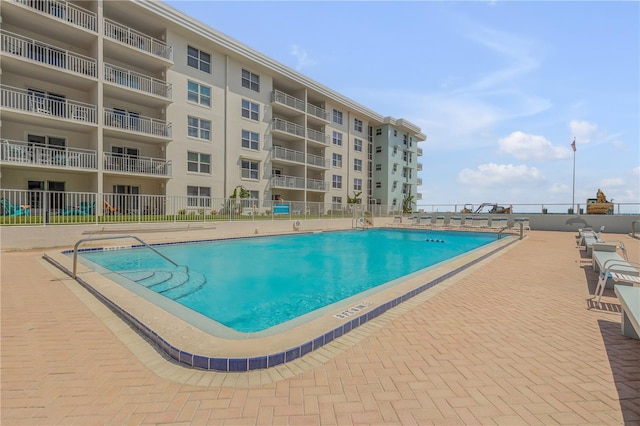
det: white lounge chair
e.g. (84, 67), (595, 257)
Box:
(449, 216), (462, 228)
(594, 259), (640, 307)
(418, 215), (432, 227)
(490, 217), (508, 230)
(512, 217), (530, 231)
(434, 216), (445, 227)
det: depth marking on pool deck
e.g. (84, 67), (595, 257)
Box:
(333, 302), (374, 319)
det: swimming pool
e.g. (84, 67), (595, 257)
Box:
(47, 227), (516, 371)
(77, 229), (498, 334)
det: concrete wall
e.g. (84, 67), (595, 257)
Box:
(0, 218), (357, 251)
(410, 213), (639, 234)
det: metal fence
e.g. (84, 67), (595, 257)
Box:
(0, 189), (399, 226)
(2, 189), (637, 226)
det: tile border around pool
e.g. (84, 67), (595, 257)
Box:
(44, 232), (520, 372)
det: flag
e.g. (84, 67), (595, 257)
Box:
(571, 139), (576, 152)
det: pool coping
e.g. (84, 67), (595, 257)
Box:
(43, 229), (520, 372)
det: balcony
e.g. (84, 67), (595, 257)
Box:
(11, 0), (98, 32)
(103, 152), (171, 177)
(271, 175), (305, 190)
(307, 128), (329, 145)
(1, 139), (97, 170)
(104, 63), (172, 101)
(271, 90), (304, 113)
(103, 108), (171, 140)
(417, 162), (423, 171)
(307, 103), (329, 122)
(306, 153), (330, 169)
(272, 118), (305, 140)
(1, 30), (97, 79)
(272, 146), (304, 164)
(103, 19), (172, 62)
(1, 85), (97, 125)
(417, 147), (423, 156)
(306, 178), (329, 192)
(416, 193), (423, 200)
(417, 178), (423, 185)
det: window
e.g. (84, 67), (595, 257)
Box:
(332, 175), (342, 189)
(354, 158), (362, 172)
(375, 146), (382, 153)
(354, 178), (362, 191)
(241, 160), (259, 179)
(332, 131), (343, 146)
(187, 186), (211, 207)
(354, 118), (363, 132)
(375, 164), (382, 171)
(333, 109), (343, 124)
(332, 196), (342, 209)
(187, 81), (211, 106)
(392, 164), (397, 173)
(392, 181), (397, 191)
(241, 69), (260, 92)
(188, 116), (211, 140)
(241, 130), (259, 150)
(375, 182), (381, 188)
(332, 153), (342, 167)
(241, 99), (259, 121)
(247, 190), (259, 201)
(393, 129), (398, 137)
(187, 46), (211, 73)
(187, 151), (211, 174)
(354, 138), (362, 152)
(376, 128), (382, 136)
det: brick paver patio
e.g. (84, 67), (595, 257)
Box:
(2, 230), (639, 425)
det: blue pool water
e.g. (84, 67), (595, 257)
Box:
(78, 229), (498, 333)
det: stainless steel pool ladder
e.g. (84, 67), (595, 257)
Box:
(72, 235), (187, 278)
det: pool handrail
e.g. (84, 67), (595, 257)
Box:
(72, 235), (187, 278)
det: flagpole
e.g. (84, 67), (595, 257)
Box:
(571, 137), (576, 213)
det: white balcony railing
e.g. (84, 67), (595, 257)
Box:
(1, 30), (97, 78)
(306, 178), (329, 191)
(103, 152), (171, 176)
(104, 63), (172, 99)
(307, 128), (328, 145)
(1, 85), (97, 124)
(272, 146), (304, 164)
(306, 103), (329, 121)
(271, 90), (304, 112)
(417, 147), (423, 156)
(417, 162), (423, 171)
(306, 153), (330, 168)
(12, 0), (97, 32)
(103, 108), (171, 138)
(1, 139), (97, 169)
(272, 118), (305, 138)
(103, 19), (172, 61)
(270, 175), (305, 189)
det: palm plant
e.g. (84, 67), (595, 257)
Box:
(402, 194), (415, 214)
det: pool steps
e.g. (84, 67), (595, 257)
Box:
(121, 269), (207, 300)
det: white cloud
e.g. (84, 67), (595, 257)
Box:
(458, 163), (544, 186)
(568, 120), (598, 144)
(549, 183), (570, 194)
(498, 131), (572, 161)
(289, 44), (314, 71)
(600, 177), (625, 187)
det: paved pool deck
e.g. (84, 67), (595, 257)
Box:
(2, 230), (639, 425)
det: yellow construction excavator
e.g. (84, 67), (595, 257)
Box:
(586, 189), (614, 215)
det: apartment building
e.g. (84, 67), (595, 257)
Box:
(0, 0), (425, 214)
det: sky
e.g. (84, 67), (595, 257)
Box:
(165, 0), (640, 212)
